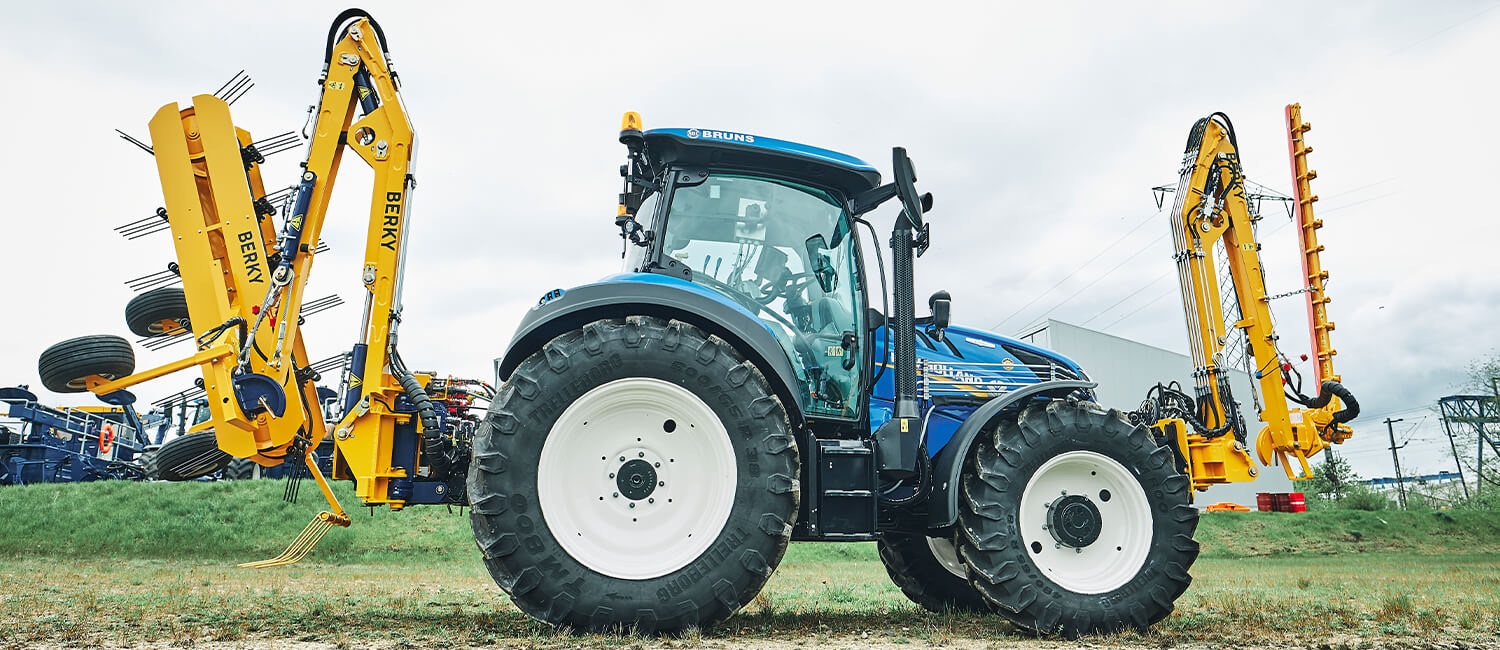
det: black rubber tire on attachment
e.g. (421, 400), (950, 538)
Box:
(125, 287), (190, 338)
(877, 531), (993, 613)
(38, 335), (136, 394)
(958, 399), (1199, 637)
(144, 431), (232, 481)
(468, 316), (800, 634)
(224, 458), (261, 480)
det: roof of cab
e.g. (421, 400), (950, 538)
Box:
(644, 128), (882, 196)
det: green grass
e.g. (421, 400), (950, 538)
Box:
(1, 480), (1498, 646)
(4, 480), (1497, 563)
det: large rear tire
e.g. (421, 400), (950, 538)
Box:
(469, 316), (800, 633)
(38, 336), (135, 393)
(877, 531), (993, 613)
(958, 399), (1198, 636)
(144, 431), (232, 481)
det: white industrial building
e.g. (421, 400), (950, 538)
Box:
(1018, 319), (1295, 508)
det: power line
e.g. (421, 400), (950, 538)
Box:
(1080, 268), (1174, 326)
(991, 208), (1163, 330)
(1104, 286), (1176, 330)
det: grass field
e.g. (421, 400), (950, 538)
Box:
(2, 481), (1498, 648)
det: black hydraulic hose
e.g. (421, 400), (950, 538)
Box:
(324, 9), (390, 67)
(387, 342), (439, 438)
(1291, 380), (1360, 426)
(854, 217), (889, 389)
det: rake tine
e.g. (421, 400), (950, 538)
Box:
(252, 131), (298, 148)
(115, 129), (154, 155)
(125, 223), (174, 240)
(225, 81), (255, 106)
(213, 69), (247, 98)
(240, 520), (324, 568)
(239, 514), (335, 568)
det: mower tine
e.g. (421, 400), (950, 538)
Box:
(238, 511), (338, 568)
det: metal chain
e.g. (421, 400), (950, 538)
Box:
(1267, 286), (1314, 301)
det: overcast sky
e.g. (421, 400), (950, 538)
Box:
(3, 1), (1497, 481)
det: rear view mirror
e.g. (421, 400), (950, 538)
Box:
(804, 234), (837, 293)
(928, 290), (951, 340)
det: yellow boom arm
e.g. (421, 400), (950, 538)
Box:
(86, 13), (426, 512)
(1155, 111), (1358, 491)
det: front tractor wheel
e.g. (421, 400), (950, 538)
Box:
(468, 317), (800, 634)
(958, 399), (1199, 637)
(877, 531), (993, 613)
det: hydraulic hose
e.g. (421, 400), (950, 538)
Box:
(324, 8), (389, 68)
(1292, 379), (1360, 425)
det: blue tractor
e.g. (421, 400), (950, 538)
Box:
(471, 116), (1199, 636)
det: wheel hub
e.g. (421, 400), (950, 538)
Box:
(1046, 494), (1102, 548)
(616, 458), (658, 500)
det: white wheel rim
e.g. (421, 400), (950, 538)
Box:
(926, 535), (967, 579)
(537, 377), (737, 580)
(1018, 450), (1152, 594)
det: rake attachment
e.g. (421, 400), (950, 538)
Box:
(238, 510), (349, 568)
(239, 447), (349, 568)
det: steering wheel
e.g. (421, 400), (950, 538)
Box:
(692, 272), (825, 364)
(756, 271), (819, 304)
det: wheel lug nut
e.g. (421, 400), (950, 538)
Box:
(648, 498), (655, 503)
(609, 473), (615, 479)
(654, 462), (661, 468)
(638, 452), (645, 458)
(659, 481), (665, 487)
(628, 502), (636, 509)
(612, 492), (619, 498)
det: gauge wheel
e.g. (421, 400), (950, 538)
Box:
(144, 430), (232, 481)
(469, 316), (800, 633)
(958, 398), (1199, 636)
(125, 287), (191, 337)
(39, 335), (135, 393)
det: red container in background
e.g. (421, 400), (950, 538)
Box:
(1271, 493), (1292, 512)
(1256, 493), (1273, 512)
(1289, 492), (1307, 513)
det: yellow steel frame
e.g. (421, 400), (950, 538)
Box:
(1162, 113), (1353, 490)
(84, 18), (420, 515)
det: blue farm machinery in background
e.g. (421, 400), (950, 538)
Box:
(0, 386), (151, 484)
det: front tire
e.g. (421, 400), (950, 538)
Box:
(877, 531), (993, 613)
(958, 399), (1198, 636)
(469, 316), (800, 633)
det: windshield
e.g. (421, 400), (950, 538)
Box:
(660, 174), (863, 419)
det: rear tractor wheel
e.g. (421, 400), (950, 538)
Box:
(469, 316), (800, 633)
(958, 398), (1199, 637)
(38, 335), (135, 394)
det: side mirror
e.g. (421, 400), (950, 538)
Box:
(893, 147), (924, 230)
(928, 290), (951, 339)
(804, 234), (837, 293)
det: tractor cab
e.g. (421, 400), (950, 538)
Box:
(616, 125), (882, 421)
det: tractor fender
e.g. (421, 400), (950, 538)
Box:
(496, 274), (807, 423)
(925, 379), (1096, 529)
